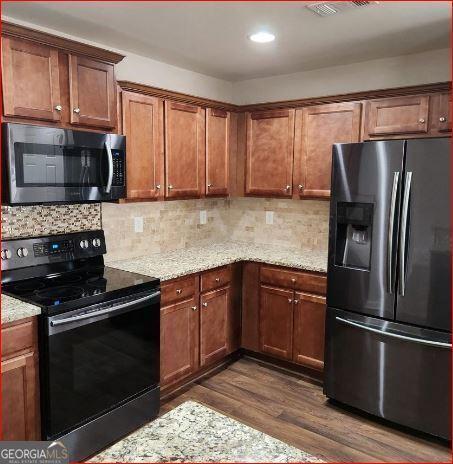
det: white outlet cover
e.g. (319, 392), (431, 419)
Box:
(266, 211), (274, 225)
(200, 210), (207, 225)
(134, 216), (144, 233)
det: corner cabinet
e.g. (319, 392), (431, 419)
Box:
(245, 109), (295, 197)
(164, 101), (206, 199)
(122, 91), (164, 200)
(294, 102), (361, 198)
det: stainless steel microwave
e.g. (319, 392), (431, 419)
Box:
(2, 123), (126, 205)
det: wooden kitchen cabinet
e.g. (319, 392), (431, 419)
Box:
(160, 297), (199, 386)
(1, 318), (40, 440)
(122, 91), (164, 200)
(294, 102), (361, 198)
(69, 55), (117, 129)
(200, 287), (229, 367)
(2, 37), (62, 122)
(165, 101), (205, 199)
(293, 292), (326, 371)
(245, 109), (295, 197)
(431, 93), (451, 134)
(259, 285), (294, 360)
(364, 95), (430, 137)
(206, 108), (230, 196)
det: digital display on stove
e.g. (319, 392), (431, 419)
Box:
(52, 244), (59, 250)
(33, 240), (74, 257)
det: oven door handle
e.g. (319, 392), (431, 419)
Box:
(50, 291), (160, 327)
(104, 137), (114, 194)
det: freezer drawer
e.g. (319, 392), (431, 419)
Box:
(324, 307), (451, 439)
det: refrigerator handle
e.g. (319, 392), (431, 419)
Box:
(387, 172), (400, 293)
(336, 317), (452, 349)
(398, 171), (412, 296)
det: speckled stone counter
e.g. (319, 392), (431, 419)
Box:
(1, 293), (41, 324)
(107, 241), (327, 282)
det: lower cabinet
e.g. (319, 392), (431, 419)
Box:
(1, 318), (40, 440)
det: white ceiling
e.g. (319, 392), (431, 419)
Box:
(3, 1), (451, 81)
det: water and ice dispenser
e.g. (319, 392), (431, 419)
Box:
(335, 202), (373, 270)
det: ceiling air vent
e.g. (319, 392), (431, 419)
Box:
(306, 1), (379, 17)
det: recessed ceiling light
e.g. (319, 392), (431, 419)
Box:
(249, 31), (275, 43)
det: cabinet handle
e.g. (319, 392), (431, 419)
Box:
(176, 289), (182, 294)
(215, 277), (220, 282)
(418, 118), (425, 123)
(156, 184), (161, 190)
(298, 184), (304, 191)
(54, 105), (62, 112)
(73, 108), (80, 114)
(191, 306), (197, 311)
(202, 302), (208, 307)
(288, 298), (293, 303)
(439, 117), (447, 122)
(168, 185), (173, 190)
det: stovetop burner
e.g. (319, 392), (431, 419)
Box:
(34, 286), (86, 302)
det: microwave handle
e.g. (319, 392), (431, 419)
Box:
(104, 138), (114, 194)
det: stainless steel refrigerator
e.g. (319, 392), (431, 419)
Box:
(324, 138), (451, 440)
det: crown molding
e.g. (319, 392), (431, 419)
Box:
(2, 21), (125, 64)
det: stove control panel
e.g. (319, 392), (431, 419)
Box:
(1, 230), (107, 272)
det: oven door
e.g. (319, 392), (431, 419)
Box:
(41, 289), (160, 439)
(2, 123), (126, 204)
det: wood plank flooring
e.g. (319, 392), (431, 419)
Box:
(161, 357), (451, 463)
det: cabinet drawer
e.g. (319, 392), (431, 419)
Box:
(161, 275), (197, 306)
(201, 266), (231, 292)
(260, 266), (326, 295)
(1, 319), (37, 360)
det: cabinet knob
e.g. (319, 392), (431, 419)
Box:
(288, 298), (293, 303)
(176, 289), (182, 294)
(285, 185), (291, 191)
(191, 306), (197, 311)
(418, 118), (425, 123)
(293, 299), (299, 305)
(202, 302), (208, 307)
(54, 105), (62, 112)
(298, 184), (304, 191)
(168, 185), (173, 190)
(439, 117), (447, 122)
(156, 184), (161, 190)
(215, 277), (220, 282)
(291, 278), (296, 283)
(207, 184), (213, 188)
(73, 107), (80, 114)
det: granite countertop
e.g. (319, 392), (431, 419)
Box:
(1, 242), (327, 325)
(1, 293), (41, 325)
(107, 241), (328, 282)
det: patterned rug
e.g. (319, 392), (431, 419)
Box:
(89, 401), (323, 463)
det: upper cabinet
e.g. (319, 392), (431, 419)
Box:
(69, 55), (116, 129)
(431, 93), (451, 134)
(122, 91), (164, 200)
(206, 108), (230, 196)
(245, 109), (295, 197)
(294, 102), (361, 199)
(165, 101), (205, 199)
(1, 22), (124, 131)
(2, 37), (62, 122)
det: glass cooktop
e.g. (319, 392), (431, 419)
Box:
(3, 266), (159, 312)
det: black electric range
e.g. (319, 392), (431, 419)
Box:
(1, 230), (161, 461)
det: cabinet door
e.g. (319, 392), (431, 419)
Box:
(432, 93), (451, 133)
(206, 108), (230, 196)
(365, 95), (429, 137)
(69, 55), (116, 128)
(2, 37), (61, 122)
(294, 102), (361, 198)
(165, 101), (205, 199)
(259, 285), (294, 360)
(160, 298), (199, 386)
(2, 352), (40, 440)
(293, 292), (326, 371)
(200, 287), (229, 367)
(122, 91), (164, 200)
(245, 109), (295, 197)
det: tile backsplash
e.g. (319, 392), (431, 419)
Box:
(1, 203), (101, 239)
(1, 198), (329, 261)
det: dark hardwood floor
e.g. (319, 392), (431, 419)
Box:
(161, 357), (451, 463)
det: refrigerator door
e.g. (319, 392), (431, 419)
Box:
(324, 307), (451, 439)
(327, 141), (404, 319)
(396, 138), (451, 331)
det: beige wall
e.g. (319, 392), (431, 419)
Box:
(232, 48), (451, 105)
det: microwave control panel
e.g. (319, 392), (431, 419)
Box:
(112, 150), (125, 186)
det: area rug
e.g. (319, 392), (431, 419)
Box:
(89, 400), (323, 463)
